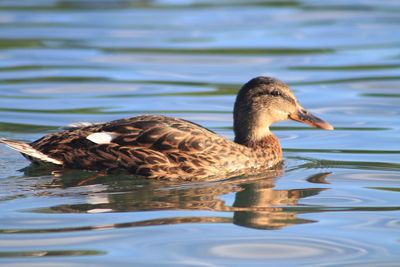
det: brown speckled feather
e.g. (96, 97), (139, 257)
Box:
(30, 115), (281, 180)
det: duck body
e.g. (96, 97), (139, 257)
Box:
(0, 76), (332, 181)
(28, 115), (282, 180)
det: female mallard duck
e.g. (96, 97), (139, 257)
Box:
(0, 77), (333, 181)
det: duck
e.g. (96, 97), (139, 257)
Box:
(0, 76), (333, 181)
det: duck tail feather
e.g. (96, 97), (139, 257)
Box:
(0, 138), (63, 165)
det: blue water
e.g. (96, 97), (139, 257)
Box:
(0, 0), (400, 266)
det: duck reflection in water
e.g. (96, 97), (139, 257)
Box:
(21, 167), (330, 230)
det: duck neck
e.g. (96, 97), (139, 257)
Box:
(234, 119), (282, 158)
(234, 114), (274, 147)
(235, 132), (283, 165)
(234, 129), (280, 150)
(233, 105), (282, 158)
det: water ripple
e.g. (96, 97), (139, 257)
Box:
(207, 237), (369, 261)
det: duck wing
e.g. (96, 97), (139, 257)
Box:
(30, 115), (242, 180)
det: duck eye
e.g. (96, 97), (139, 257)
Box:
(271, 90), (281, 96)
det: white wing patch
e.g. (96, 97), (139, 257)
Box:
(86, 132), (119, 145)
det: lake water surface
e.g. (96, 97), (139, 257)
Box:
(0, 0), (400, 266)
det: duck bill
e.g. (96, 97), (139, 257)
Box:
(289, 108), (334, 130)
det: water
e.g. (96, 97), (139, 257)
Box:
(0, 0), (399, 266)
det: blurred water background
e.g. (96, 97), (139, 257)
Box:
(0, 0), (400, 266)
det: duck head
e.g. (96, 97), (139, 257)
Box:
(234, 76), (333, 144)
